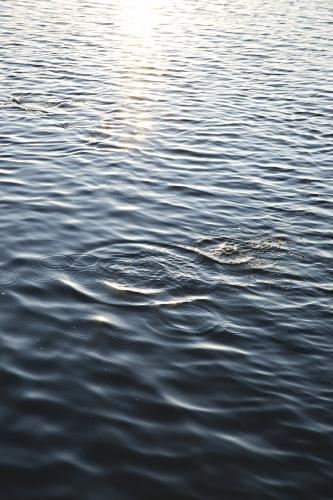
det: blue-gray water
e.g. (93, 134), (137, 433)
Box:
(1, 1), (332, 498)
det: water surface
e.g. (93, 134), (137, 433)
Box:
(0, 1), (332, 499)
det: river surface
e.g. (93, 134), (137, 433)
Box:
(1, 1), (332, 499)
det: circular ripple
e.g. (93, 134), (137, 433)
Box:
(70, 254), (99, 270)
(150, 301), (224, 341)
(39, 254), (74, 270)
(96, 244), (198, 291)
(0, 269), (18, 287)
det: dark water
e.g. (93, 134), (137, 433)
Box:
(1, 0), (332, 498)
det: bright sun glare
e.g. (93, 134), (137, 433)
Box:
(118, 0), (165, 38)
(95, 0), (169, 146)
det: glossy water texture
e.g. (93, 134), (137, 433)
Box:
(1, 1), (332, 498)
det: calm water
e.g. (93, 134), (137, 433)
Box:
(1, 0), (332, 498)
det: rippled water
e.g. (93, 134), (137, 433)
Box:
(1, 0), (332, 498)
